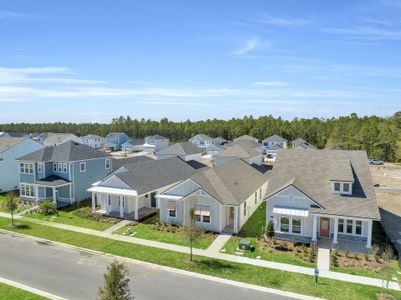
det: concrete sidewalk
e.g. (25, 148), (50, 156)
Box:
(0, 212), (399, 291)
(206, 233), (232, 253)
(103, 219), (132, 233)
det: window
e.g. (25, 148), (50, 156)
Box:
(243, 201), (247, 216)
(346, 219), (353, 234)
(53, 163), (57, 172)
(37, 162), (42, 173)
(57, 162), (62, 173)
(63, 163), (68, 173)
(355, 220), (362, 235)
(292, 218), (301, 234)
(338, 219), (344, 233)
(254, 192), (257, 204)
(194, 214), (201, 222)
(20, 184), (35, 197)
(168, 209), (176, 217)
(202, 215), (210, 223)
(280, 216), (289, 232)
(105, 159), (111, 169)
(20, 163), (34, 174)
(80, 162), (86, 172)
(194, 206), (211, 223)
(343, 183), (350, 193)
(108, 195), (111, 206)
(334, 182), (341, 192)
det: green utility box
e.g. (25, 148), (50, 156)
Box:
(239, 239), (251, 251)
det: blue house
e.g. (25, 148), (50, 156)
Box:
(16, 141), (112, 206)
(104, 132), (129, 151)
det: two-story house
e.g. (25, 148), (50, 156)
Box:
(82, 134), (105, 149)
(43, 133), (82, 147)
(156, 142), (202, 162)
(104, 132), (129, 151)
(17, 141), (112, 206)
(0, 138), (44, 193)
(189, 134), (213, 150)
(262, 134), (288, 158)
(143, 135), (169, 153)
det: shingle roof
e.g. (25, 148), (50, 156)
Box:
(292, 138), (316, 149)
(83, 134), (104, 139)
(146, 134), (168, 140)
(266, 149), (380, 220)
(215, 142), (260, 159)
(0, 137), (27, 153)
(212, 137), (227, 144)
(190, 159), (270, 205)
(17, 141), (111, 162)
(157, 142), (202, 156)
(112, 156), (152, 171)
(263, 134), (287, 142)
(123, 139), (144, 146)
(190, 134), (213, 141)
(233, 135), (258, 142)
(44, 133), (78, 145)
(113, 157), (207, 195)
(107, 132), (127, 137)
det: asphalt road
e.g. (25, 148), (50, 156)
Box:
(0, 232), (298, 300)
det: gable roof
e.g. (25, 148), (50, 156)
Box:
(157, 142), (202, 156)
(266, 149), (380, 219)
(263, 134), (287, 142)
(292, 138), (317, 149)
(212, 137), (227, 144)
(17, 141), (111, 162)
(107, 132), (127, 137)
(44, 133), (79, 145)
(190, 159), (269, 205)
(123, 138), (144, 146)
(83, 134), (104, 140)
(190, 134), (213, 141)
(112, 156), (207, 195)
(146, 134), (168, 140)
(111, 156), (152, 171)
(233, 135), (258, 143)
(215, 142), (260, 159)
(0, 137), (27, 153)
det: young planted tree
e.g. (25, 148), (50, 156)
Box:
(183, 207), (203, 262)
(264, 221), (275, 242)
(5, 192), (18, 226)
(381, 244), (396, 289)
(98, 260), (133, 300)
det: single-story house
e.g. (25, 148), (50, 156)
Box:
(157, 159), (270, 233)
(156, 142), (202, 162)
(122, 139), (144, 153)
(291, 138), (317, 150)
(213, 143), (263, 167)
(265, 149), (380, 251)
(143, 135), (169, 153)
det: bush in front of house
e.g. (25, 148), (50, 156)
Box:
(38, 200), (56, 215)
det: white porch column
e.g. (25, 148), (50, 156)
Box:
(333, 217), (339, 245)
(35, 185), (39, 201)
(366, 220), (373, 249)
(91, 193), (96, 213)
(234, 206), (239, 233)
(135, 196), (139, 220)
(105, 195), (110, 214)
(119, 195), (124, 218)
(52, 187), (56, 205)
(312, 215), (317, 241)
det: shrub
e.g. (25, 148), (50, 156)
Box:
(38, 200), (56, 215)
(309, 242), (316, 263)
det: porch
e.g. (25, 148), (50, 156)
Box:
(95, 207), (158, 221)
(317, 237), (369, 254)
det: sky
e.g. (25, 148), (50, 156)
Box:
(0, 0), (400, 123)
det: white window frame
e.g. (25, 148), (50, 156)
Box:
(20, 162), (34, 174)
(243, 201), (247, 216)
(80, 162), (86, 172)
(53, 162), (57, 172)
(37, 162), (43, 173)
(280, 216), (290, 233)
(63, 162), (68, 173)
(57, 162), (62, 173)
(292, 217), (302, 234)
(355, 220), (362, 235)
(194, 206), (211, 224)
(105, 159), (111, 170)
(254, 192), (257, 204)
(168, 209), (177, 218)
(20, 184), (35, 197)
(279, 215), (302, 235)
(332, 181), (353, 195)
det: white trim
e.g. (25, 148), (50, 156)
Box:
(79, 161), (86, 173)
(87, 186), (138, 197)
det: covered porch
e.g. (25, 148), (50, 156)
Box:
(32, 176), (73, 205)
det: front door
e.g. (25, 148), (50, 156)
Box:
(228, 207), (234, 227)
(150, 192), (157, 208)
(320, 217), (330, 237)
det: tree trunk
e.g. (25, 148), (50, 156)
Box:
(11, 210), (14, 226)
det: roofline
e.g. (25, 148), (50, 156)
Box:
(0, 137), (32, 154)
(265, 183), (324, 208)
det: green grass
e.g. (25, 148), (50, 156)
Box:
(332, 260), (401, 281)
(0, 217), (400, 300)
(0, 283), (47, 300)
(0, 195), (29, 213)
(114, 215), (216, 250)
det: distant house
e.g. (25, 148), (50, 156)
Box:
(43, 133), (82, 147)
(82, 134), (105, 149)
(121, 139), (144, 153)
(189, 134), (213, 149)
(156, 142), (202, 162)
(262, 135), (288, 157)
(291, 138), (317, 150)
(104, 132), (129, 151)
(143, 135), (169, 153)
(17, 141), (112, 205)
(0, 132), (9, 138)
(158, 159), (269, 233)
(233, 135), (258, 143)
(205, 143), (223, 156)
(34, 133), (53, 145)
(212, 137), (228, 146)
(88, 157), (205, 219)
(213, 143), (263, 167)
(0, 138), (44, 193)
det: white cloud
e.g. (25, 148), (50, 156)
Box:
(319, 26), (401, 40)
(259, 16), (312, 27)
(234, 37), (265, 55)
(253, 81), (291, 87)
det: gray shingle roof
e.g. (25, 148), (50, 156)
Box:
(266, 149), (380, 220)
(112, 156), (152, 171)
(190, 134), (213, 141)
(292, 138), (316, 149)
(114, 157), (207, 195)
(190, 159), (270, 205)
(233, 135), (258, 142)
(263, 134), (287, 142)
(123, 139), (144, 146)
(0, 137), (26, 153)
(44, 133), (78, 145)
(157, 142), (202, 156)
(215, 142), (260, 159)
(212, 137), (227, 144)
(17, 141), (111, 162)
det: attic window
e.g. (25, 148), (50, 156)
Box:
(334, 182), (341, 192)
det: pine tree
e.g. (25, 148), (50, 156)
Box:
(98, 260), (133, 300)
(264, 221), (275, 241)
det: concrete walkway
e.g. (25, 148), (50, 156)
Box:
(0, 212), (399, 291)
(103, 219), (132, 233)
(206, 233), (232, 253)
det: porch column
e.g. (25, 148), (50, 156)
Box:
(105, 195), (110, 214)
(119, 195), (124, 218)
(91, 193), (96, 213)
(366, 220), (373, 249)
(52, 187), (56, 205)
(35, 185), (39, 201)
(333, 217), (339, 245)
(312, 215), (317, 241)
(234, 206), (239, 233)
(135, 196), (139, 220)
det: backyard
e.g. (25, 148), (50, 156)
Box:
(115, 214), (217, 250)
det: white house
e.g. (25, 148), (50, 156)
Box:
(43, 133), (82, 147)
(262, 134), (288, 157)
(156, 142), (202, 162)
(265, 149), (379, 252)
(82, 134), (105, 149)
(0, 138), (44, 192)
(189, 134), (213, 150)
(205, 144), (223, 156)
(122, 139), (144, 153)
(143, 135), (169, 153)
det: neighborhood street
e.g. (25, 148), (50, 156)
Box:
(0, 232), (297, 300)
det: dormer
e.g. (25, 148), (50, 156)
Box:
(329, 159), (354, 196)
(331, 181), (353, 195)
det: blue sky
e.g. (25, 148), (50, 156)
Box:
(0, 0), (400, 123)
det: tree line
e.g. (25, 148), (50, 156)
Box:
(1, 112), (400, 161)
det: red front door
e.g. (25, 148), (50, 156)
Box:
(320, 218), (330, 237)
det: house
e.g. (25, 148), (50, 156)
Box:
(205, 143), (223, 156)
(111, 156), (152, 172)
(291, 138), (317, 150)
(0, 132), (30, 138)
(34, 132), (53, 145)
(0, 132), (9, 138)
(0, 138), (44, 193)
(189, 134), (213, 149)
(212, 137), (228, 146)
(156, 142), (202, 162)
(17, 141), (112, 205)
(143, 135), (169, 153)
(87, 157), (206, 219)
(233, 135), (258, 143)
(265, 149), (379, 251)
(104, 132), (129, 151)
(158, 159), (270, 233)
(213, 143), (263, 167)
(43, 133), (83, 147)
(262, 135), (288, 157)
(82, 134), (105, 149)
(121, 139), (144, 153)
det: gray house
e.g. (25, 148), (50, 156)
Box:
(291, 138), (317, 150)
(156, 142), (202, 162)
(213, 142), (263, 167)
(104, 132), (129, 151)
(17, 141), (112, 205)
(266, 149), (379, 252)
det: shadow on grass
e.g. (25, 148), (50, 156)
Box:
(15, 224), (31, 230)
(197, 259), (238, 271)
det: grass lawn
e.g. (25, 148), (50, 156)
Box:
(0, 217), (400, 300)
(223, 202), (316, 268)
(0, 194), (33, 214)
(0, 283), (47, 300)
(114, 214), (216, 250)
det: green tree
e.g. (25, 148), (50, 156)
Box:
(5, 192), (18, 226)
(98, 260), (133, 300)
(183, 207), (203, 262)
(264, 221), (275, 242)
